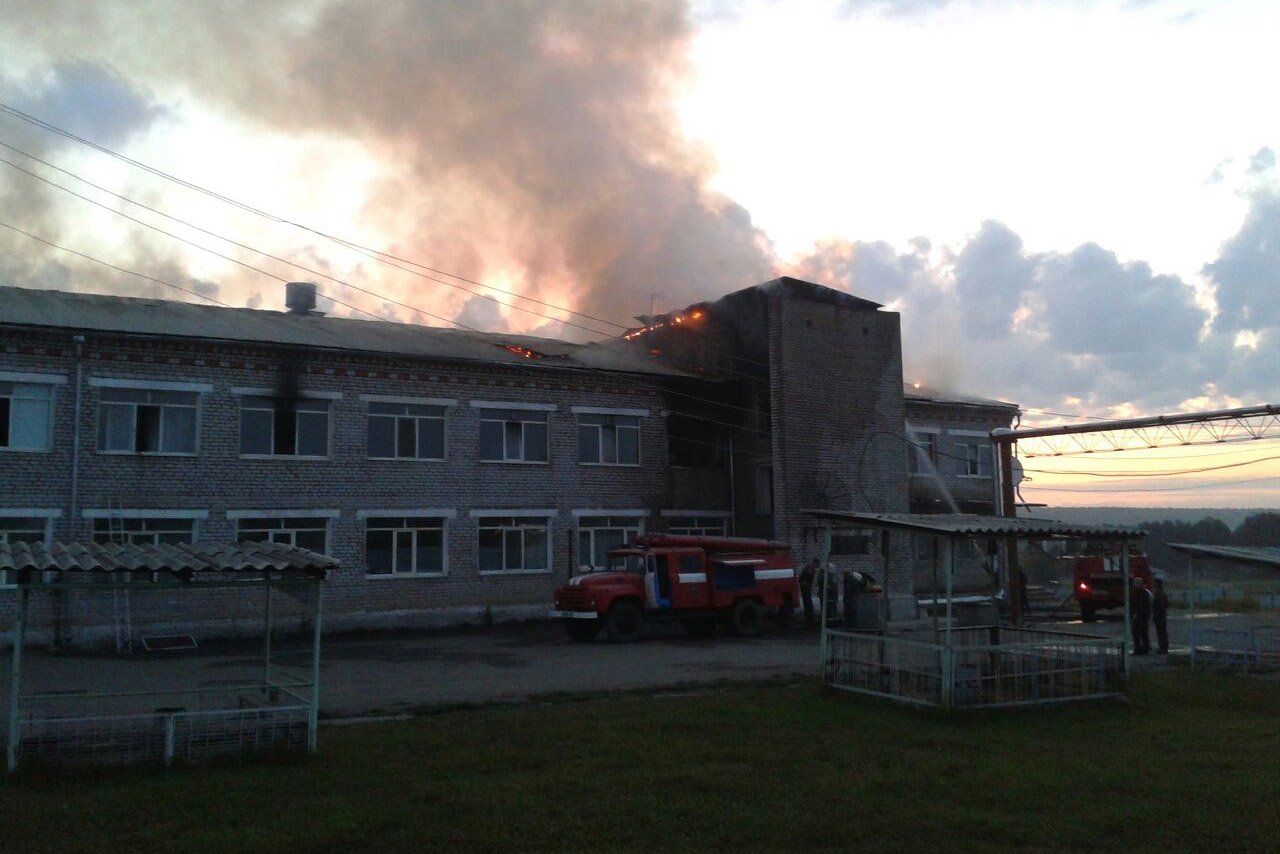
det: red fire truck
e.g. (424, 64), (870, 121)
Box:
(549, 533), (799, 642)
(1073, 549), (1153, 622)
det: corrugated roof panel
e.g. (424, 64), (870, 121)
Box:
(1167, 543), (1280, 568)
(0, 540), (335, 578)
(802, 510), (1144, 540)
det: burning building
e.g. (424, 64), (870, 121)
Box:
(0, 276), (1016, 639)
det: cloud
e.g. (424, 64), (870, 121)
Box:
(10, 61), (166, 149)
(1204, 189), (1280, 331)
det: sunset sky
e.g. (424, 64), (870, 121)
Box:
(1, 0), (1276, 508)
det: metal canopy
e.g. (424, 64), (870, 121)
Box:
(1168, 543), (1280, 569)
(802, 510), (1144, 540)
(0, 540), (334, 583)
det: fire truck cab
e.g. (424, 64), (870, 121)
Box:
(549, 533), (798, 642)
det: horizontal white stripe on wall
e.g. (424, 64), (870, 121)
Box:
(88, 377), (213, 392)
(225, 509), (340, 520)
(570, 406), (649, 417)
(659, 509), (732, 518)
(469, 400), (557, 412)
(356, 509), (458, 519)
(469, 509), (556, 518)
(0, 508), (62, 518)
(0, 371), (67, 385)
(229, 387), (343, 400)
(358, 394), (457, 406)
(571, 509), (648, 518)
(82, 509), (209, 519)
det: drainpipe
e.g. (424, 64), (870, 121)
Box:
(727, 433), (736, 536)
(68, 335), (85, 537)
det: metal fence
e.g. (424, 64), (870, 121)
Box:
(14, 705), (310, 767)
(1192, 625), (1280, 672)
(824, 625), (1126, 709)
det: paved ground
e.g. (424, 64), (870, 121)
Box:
(5, 609), (1270, 719)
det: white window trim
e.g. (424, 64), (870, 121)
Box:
(360, 394), (456, 406)
(571, 406), (649, 417)
(0, 508), (62, 518)
(357, 508), (458, 519)
(226, 509), (340, 520)
(95, 388), (202, 457)
(949, 429), (993, 438)
(89, 377), (213, 392)
(470, 400), (556, 412)
(82, 509), (209, 519)
(230, 387), (343, 400)
(660, 509), (732, 518)
(363, 515), (451, 579)
(0, 371), (67, 385)
(475, 512), (555, 575)
(470, 508), (556, 518)
(904, 423), (941, 434)
(571, 508), (647, 518)
(576, 515), (646, 570)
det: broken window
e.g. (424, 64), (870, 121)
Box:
(239, 396), (330, 457)
(577, 413), (641, 465)
(97, 387), (198, 454)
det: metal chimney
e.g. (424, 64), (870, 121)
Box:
(285, 282), (319, 315)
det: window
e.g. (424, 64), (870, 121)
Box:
(236, 516), (329, 553)
(368, 402), (446, 460)
(0, 382), (53, 451)
(240, 396), (330, 457)
(831, 528), (871, 556)
(907, 432), (938, 475)
(577, 413), (640, 465)
(665, 516), (727, 537)
(365, 516), (446, 576)
(666, 413), (727, 469)
(0, 517), (49, 544)
(958, 442), (993, 477)
(478, 409), (548, 462)
(91, 517), (196, 545)
(97, 387), (198, 454)
(478, 516), (550, 572)
(577, 516), (643, 569)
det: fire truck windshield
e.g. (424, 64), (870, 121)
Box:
(605, 553), (648, 574)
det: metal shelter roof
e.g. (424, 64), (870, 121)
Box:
(1167, 543), (1280, 568)
(0, 540), (335, 580)
(802, 510), (1144, 540)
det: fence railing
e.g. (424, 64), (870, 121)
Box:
(1193, 625), (1280, 672)
(823, 625), (1126, 709)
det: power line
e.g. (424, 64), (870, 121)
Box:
(1023, 454), (1280, 478)
(1020, 474), (1279, 493)
(0, 220), (235, 308)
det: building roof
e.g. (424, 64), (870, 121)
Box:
(1167, 543), (1280, 568)
(803, 510), (1144, 540)
(904, 383), (1020, 411)
(0, 540), (335, 581)
(0, 285), (694, 378)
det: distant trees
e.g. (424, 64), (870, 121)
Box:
(1140, 512), (1280, 572)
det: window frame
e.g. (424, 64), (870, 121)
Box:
(94, 385), (202, 456)
(472, 401), (554, 464)
(361, 514), (450, 578)
(230, 511), (337, 554)
(362, 395), (453, 462)
(955, 439), (994, 478)
(84, 510), (205, 546)
(573, 407), (645, 467)
(573, 510), (646, 570)
(0, 372), (64, 453)
(906, 427), (940, 476)
(661, 511), (730, 537)
(234, 389), (337, 459)
(471, 510), (554, 575)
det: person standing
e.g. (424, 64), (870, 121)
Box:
(798, 558), (819, 627)
(1152, 577), (1170, 655)
(1131, 575), (1152, 656)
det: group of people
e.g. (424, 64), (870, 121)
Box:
(797, 558), (875, 630)
(1130, 575), (1170, 655)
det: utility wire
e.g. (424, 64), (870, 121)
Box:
(1023, 454), (1280, 478)
(1020, 474), (1279, 493)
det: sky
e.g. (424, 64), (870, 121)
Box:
(0, 0), (1277, 509)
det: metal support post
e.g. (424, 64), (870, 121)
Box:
(263, 573), (273, 696)
(1188, 556), (1197, 671)
(880, 529), (891, 628)
(818, 526), (832, 671)
(307, 582), (324, 754)
(1121, 543), (1131, 680)
(997, 440), (1021, 623)
(943, 538), (955, 709)
(7, 587), (30, 772)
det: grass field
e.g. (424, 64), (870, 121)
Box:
(3, 672), (1279, 852)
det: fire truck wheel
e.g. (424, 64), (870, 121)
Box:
(565, 620), (601, 642)
(604, 601), (644, 643)
(729, 599), (764, 637)
(1080, 602), (1097, 623)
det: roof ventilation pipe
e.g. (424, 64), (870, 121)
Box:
(285, 281), (322, 315)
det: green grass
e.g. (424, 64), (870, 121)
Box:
(4, 672), (1279, 853)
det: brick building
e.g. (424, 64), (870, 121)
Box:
(0, 277), (1016, 639)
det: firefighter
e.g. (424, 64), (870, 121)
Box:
(1152, 577), (1170, 655)
(798, 558), (819, 626)
(1131, 575), (1152, 656)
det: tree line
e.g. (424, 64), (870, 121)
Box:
(1139, 512), (1280, 572)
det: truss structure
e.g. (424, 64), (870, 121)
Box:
(992, 404), (1280, 458)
